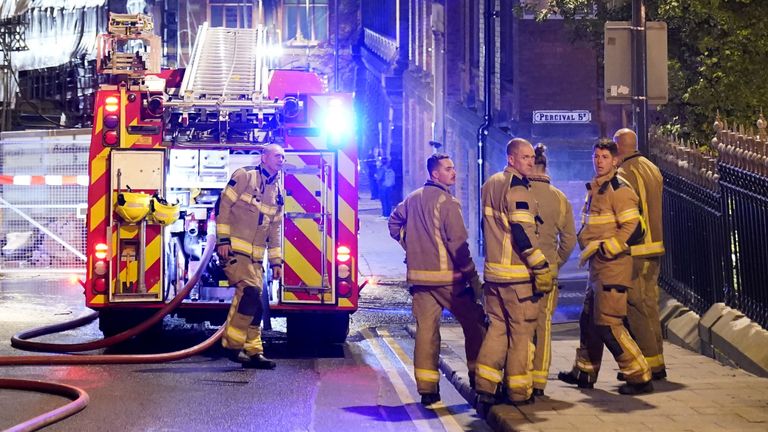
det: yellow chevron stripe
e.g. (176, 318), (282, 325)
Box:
(339, 298), (354, 308)
(145, 233), (161, 270)
(284, 238), (322, 286)
(337, 150), (356, 188)
(338, 196), (355, 235)
(94, 106), (103, 134)
(90, 147), (110, 185)
(92, 294), (105, 305)
(89, 195), (106, 233)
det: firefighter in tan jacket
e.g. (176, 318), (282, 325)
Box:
(615, 128), (667, 379)
(528, 144), (577, 396)
(216, 144), (285, 369)
(475, 138), (554, 410)
(558, 141), (653, 395)
(388, 153), (486, 407)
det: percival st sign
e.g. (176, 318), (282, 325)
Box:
(532, 110), (592, 124)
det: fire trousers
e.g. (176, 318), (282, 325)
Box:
(475, 282), (539, 402)
(570, 255), (651, 385)
(627, 257), (665, 373)
(221, 254), (265, 356)
(532, 284), (558, 391)
(411, 284), (486, 395)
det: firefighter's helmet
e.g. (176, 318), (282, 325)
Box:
(148, 194), (180, 226)
(115, 191), (151, 223)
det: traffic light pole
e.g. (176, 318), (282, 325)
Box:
(631, 0), (649, 155)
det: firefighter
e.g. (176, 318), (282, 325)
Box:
(615, 128), (667, 380)
(528, 143), (577, 396)
(216, 143), (285, 369)
(388, 153), (486, 407)
(475, 138), (554, 410)
(557, 140), (653, 395)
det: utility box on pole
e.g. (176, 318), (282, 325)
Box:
(604, 21), (668, 105)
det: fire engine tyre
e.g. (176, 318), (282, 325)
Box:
(98, 310), (164, 339)
(287, 313), (350, 345)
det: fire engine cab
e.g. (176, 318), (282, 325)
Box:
(85, 14), (359, 343)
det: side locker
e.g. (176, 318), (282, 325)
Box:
(280, 151), (336, 305)
(109, 149), (166, 302)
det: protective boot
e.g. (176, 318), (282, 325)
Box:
(618, 380), (654, 395)
(241, 352), (276, 370)
(617, 369), (667, 381)
(507, 394), (535, 406)
(532, 388), (545, 397)
(557, 371), (594, 389)
(420, 393), (441, 407)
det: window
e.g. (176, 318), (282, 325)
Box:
(209, 1), (254, 28)
(284, 0), (329, 46)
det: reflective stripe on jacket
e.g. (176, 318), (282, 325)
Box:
(216, 166), (283, 266)
(529, 174), (577, 274)
(482, 166), (548, 283)
(388, 180), (477, 286)
(619, 152), (665, 257)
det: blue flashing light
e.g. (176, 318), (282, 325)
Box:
(323, 98), (354, 146)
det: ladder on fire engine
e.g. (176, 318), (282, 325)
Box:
(180, 23), (269, 102)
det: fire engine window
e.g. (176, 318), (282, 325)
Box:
(284, 0), (329, 46)
(209, 1), (254, 29)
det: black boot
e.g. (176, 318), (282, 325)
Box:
(475, 392), (496, 419)
(557, 371), (594, 389)
(532, 388), (545, 397)
(618, 380), (654, 395)
(420, 393), (441, 407)
(618, 369), (667, 381)
(241, 353), (277, 369)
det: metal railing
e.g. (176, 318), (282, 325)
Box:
(0, 129), (90, 273)
(653, 114), (768, 328)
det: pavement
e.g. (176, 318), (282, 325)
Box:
(359, 193), (768, 432)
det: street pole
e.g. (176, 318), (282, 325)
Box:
(631, 0), (648, 155)
(477, 0), (495, 255)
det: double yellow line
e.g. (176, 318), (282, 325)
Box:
(360, 328), (466, 432)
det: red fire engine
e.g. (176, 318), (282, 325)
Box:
(85, 14), (359, 343)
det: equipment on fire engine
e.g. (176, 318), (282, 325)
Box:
(114, 187), (152, 223)
(148, 193), (180, 226)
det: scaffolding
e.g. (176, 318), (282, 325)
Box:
(0, 15), (28, 132)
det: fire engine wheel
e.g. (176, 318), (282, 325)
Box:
(98, 310), (164, 339)
(287, 313), (350, 345)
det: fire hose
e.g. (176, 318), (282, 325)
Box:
(1, 235), (219, 430)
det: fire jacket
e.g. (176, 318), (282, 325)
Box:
(482, 166), (549, 284)
(618, 152), (665, 258)
(388, 180), (477, 286)
(216, 165), (284, 267)
(578, 170), (642, 272)
(529, 174), (577, 274)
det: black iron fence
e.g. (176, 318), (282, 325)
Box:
(653, 117), (768, 329)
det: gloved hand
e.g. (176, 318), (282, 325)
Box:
(469, 274), (484, 302)
(533, 268), (554, 294)
(579, 240), (601, 267)
(598, 237), (625, 260)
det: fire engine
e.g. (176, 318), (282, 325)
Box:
(85, 14), (359, 343)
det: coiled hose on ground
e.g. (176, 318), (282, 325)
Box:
(0, 235), (219, 431)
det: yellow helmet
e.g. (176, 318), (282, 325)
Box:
(115, 191), (151, 223)
(148, 195), (180, 226)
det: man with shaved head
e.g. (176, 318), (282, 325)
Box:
(475, 138), (554, 411)
(216, 143), (285, 369)
(614, 128), (667, 381)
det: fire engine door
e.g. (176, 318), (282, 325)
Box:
(280, 152), (336, 305)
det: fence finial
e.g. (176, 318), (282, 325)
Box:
(757, 109), (766, 138)
(714, 110), (723, 133)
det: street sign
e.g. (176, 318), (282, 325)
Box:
(532, 110), (592, 124)
(604, 21), (668, 105)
